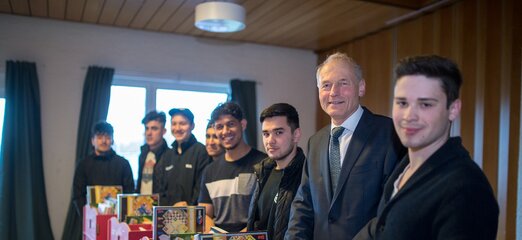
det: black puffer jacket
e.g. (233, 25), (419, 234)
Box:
(247, 147), (306, 240)
(157, 134), (211, 206)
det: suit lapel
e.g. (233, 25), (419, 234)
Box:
(318, 127), (334, 202)
(332, 109), (373, 201)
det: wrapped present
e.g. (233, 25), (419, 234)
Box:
(152, 206), (205, 240)
(87, 185), (122, 214)
(168, 233), (196, 240)
(83, 205), (116, 240)
(108, 216), (153, 240)
(194, 231), (268, 240)
(117, 194), (160, 223)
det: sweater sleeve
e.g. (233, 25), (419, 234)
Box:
(191, 147), (211, 205)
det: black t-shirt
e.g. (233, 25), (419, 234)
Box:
(255, 168), (283, 231)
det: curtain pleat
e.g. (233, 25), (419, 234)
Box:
(0, 60), (54, 240)
(61, 66), (114, 240)
(230, 79), (258, 148)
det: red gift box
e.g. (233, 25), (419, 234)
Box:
(83, 205), (116, 240)
(108, 217), (153, 240)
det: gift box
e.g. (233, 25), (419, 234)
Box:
(87, 185), (122, 214)
(83, 205), (117, 240)
(117, 193), (160, 223)
(194, 231), (268, 240)
(108, 217), (153, 240)
(152, 206), (205, 240)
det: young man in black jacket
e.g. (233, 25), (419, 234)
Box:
(354, 55), (499, 239)
(157, 108), (211, 206)
(72, 122), (134, 216)
(247, 103), (305, 240)
(136, 111), (169, 194)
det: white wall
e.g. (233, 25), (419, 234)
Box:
(0, 14), (317, 238)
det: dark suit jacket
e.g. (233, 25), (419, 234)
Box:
(285, 107), (405, 240)
(354, 137), (499, 240)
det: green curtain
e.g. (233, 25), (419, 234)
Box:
(61, 66), (114, 240)
(0, 61), (54, 239)
(230, 79), (258, 148)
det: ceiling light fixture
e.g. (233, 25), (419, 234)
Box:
(195, 1), (246, 33)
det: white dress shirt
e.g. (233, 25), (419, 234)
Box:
(330, 105), (364, 166)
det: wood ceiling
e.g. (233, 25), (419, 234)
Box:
(0, 0), (447, 51)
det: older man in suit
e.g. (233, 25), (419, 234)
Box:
(285, 52), (405, 239)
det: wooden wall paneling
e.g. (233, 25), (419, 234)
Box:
(437, 5), (454, 58)
(82, 0), (104, 23)
(359, 30), (394, 116)
(65, 0), (85, 21)
(447, 3), (462, 137)
(97, 0), (125, 25)
(273, 1), (364, 51)
(458, 0), (478, 159)
(298, 4), (394, 50)
(507, 2), (522, 239)
(29, 0), (48, 17)
(396, 16), (423, 59)
(482, 0), (501, 201)
(420, 11), (436, 53)
(48, 0), (66, 19)
(0, 0), (11, 13)
(10, 0), (30, 15)
(497, 0), (515, 238)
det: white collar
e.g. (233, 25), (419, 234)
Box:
(330, 105), (363, 133)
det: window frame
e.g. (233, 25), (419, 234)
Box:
(112, 75), (230, 113)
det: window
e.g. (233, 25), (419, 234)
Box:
(107, 76), (229, 181)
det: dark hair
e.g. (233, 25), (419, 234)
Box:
(92, 121), (114, 138)
(395, 55), (462, 108)
(260, 103), (300, 131)
(206, 120), (214, 130)
(168, 108), (195, 124)
(142, 110), (166, 127)
(210, 102), (244, 122)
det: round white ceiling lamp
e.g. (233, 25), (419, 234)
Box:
(195, 2), (246, 33)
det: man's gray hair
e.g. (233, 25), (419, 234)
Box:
(316, 52), (363, 87)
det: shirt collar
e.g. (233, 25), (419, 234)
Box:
(330, 105), (363, 133)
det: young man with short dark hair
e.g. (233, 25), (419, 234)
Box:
(157, 108), (211, 206)
(136, 110), (169, 194)
(205, 121), (224, 161)
(354, 55), (499, 239)
(198, 102), (267, 232)
(247, 103), (306, 240)
(72, 121), (134, 216)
